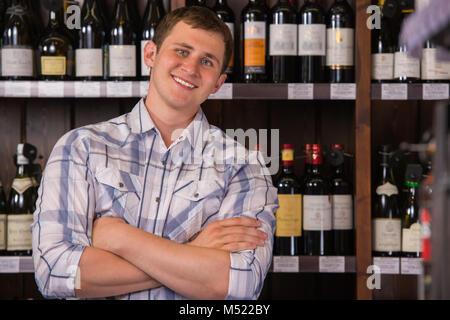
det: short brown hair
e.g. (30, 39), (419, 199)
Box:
(153, 6), (233, 75)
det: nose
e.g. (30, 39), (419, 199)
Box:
(180, 56), (200, 77)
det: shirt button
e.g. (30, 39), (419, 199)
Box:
(194, 193), (199, 198)
(162, 160), (166, 166)
(118, 182), (124, 188)
(155, 197), (160, 203)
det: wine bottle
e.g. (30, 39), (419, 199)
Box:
(394, 9), (420, 83)
(401, 164), (422, 258)
(421, 40), (450, 83)
(76, 0), (106, 80)
(326, 0), (354, 83)
(109, 0), (137, 81)
(7, 144), (36, 256)
(372, 145), (401, 257)
(186, 0), (208, 7)
(329, 144), (354, 256)
(303, 144), (333, 256)
(141, 0), (165, 80)
(213, 0), (235, 82)
(0, 180), (7, 255)
(1, 0), (35, 80)
(371, 0), (394, 83)
(241, 0), (268, 83)
(269, 0), (298, 83)
(298, 0), (326, 83)
(37, 0), (75, 80)
(274, 144), (303, 256)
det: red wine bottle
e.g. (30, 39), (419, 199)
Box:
(326, 0), (354, 83)
(303, 144), (333, 255)
(213, 0), (235, 82)
(329, 144), (354, 256)
(269, 0), (298, 83)
(298, 0), (326, 83)
(274, 144), (303, 256)
(241, 0), (268, 83)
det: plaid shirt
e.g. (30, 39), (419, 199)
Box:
(31, 98), (278, 300)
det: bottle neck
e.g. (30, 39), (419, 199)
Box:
(216, 0), (227, 4)
(380, 164), (395, 184)
(310, 163), (322, 175)
(282, 164), (294, 175)
(332, 164), (344, 177)
(16, 163), (28, 177)
(48, 7), (65, 30)
(114, 0), (130, 21)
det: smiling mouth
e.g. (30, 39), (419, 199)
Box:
(172, 75), (198, 89)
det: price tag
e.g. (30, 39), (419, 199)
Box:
(422, 84), (449, 100)
(140, 81), (149, 97)
(38, 81), (65, 97)
(106, 81), (133, 97)
(401, 258), (423, 275)
(381, 84), (408, 100)
(288, 84), (314, 100)
(74, 81), (101, 97)
(373, 257), (400, 274)
(273, 256), (299, 273)
(319, 256), (345, 273)
(330, 83), (356, 100)
(209, 83), (232, 99)
(4, 81), (32, 97)
(0, 257), (20, 273)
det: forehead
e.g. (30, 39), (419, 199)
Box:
(163, 21), (225, 58)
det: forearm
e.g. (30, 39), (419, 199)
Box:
(75, 246), (162, 299)
(109, 224), (230, 300)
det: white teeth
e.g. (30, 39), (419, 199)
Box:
(173, 76), (195, 89)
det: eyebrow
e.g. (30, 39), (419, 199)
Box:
(174, 42), (221, 66)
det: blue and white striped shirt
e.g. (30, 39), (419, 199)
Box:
(31, 98), (278, 300)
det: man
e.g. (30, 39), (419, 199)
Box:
(31, 6), (278, 300)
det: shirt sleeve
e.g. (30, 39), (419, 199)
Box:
(220, 150), (278, 300)
(31, 130), (94, 299)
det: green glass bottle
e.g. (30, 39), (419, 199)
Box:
(7, 144), (36, 256)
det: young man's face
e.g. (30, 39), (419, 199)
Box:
(145, 21), (227, 113)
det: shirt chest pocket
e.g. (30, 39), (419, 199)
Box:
(166, 179), (223, 242)
(94, 167), (142, 226)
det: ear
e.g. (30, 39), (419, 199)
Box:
(144, 40), (158, 68)
(210, 73), (227, 95)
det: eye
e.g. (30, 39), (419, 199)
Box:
(201, 58), (213, 67)
(177, 49), (188, 56)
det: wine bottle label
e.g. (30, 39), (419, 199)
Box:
(225, 23), (234, 72)
(41, 56), (67, 76)
(0, 214), (6, 250)
(421, 48), (450, 80)
(326, 28), (354, 67)
(276, 194), (302, 237)
(332, 195), (353, 230)
(109, 45), (137, 77)
(372, 53), (394, 80)
(375, 182), (398, 196)
(394, 51), (420, 79)
(6, 214), (33, 251)
(1, 47), (34, 77)
(269, 24), (297, 56)
(303, 195), (332, 231)
(11, 177), (33, 195)
(298, 24), (326, 56)
(141, 40), (151, 77)
(76, 48), (103, 77)
(402, 223), (422, 253)
(281, 149), (294, 161)
(372, 218), (401, 252)
(244, 21), (266, 73)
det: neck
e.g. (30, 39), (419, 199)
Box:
(144, 94), (198, 148)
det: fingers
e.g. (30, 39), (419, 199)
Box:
(216, 217), (262, 228)
(222, 242), (258, 252)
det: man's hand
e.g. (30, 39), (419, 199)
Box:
(92, 216), (126, 251)
(188, 217), (268, 252)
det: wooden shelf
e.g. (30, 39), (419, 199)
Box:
(371, 83), (450, 100)
(0, 256), (34, 273)
(0, 81), (357, 100)
(270, 256), (356, 273)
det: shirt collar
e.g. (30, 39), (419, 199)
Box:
(127, 97), (210, 153)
